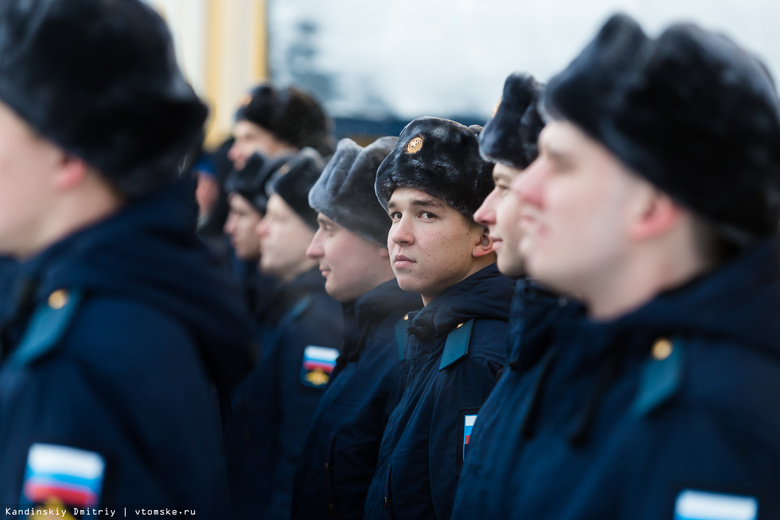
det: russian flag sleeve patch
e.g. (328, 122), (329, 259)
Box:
(674, 490), (757, 520)
(300, 345), (339, 388)
(463, 414), (478, 462)
(21, 443), (105, 508)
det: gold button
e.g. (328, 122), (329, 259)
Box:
(403, 313), (409, 321)
(456, 322), (464, 329)
(651, 338), (673, 360)
(48, 289), (68, 310)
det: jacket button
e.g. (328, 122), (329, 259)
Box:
(327, 504), (335, 514)
(48, 289), (69, 310)
(652, 338), (673, 360)
(384, 497), (388, 510)
(324, 462), (330, 471)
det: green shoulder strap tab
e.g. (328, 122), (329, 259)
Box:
(395, 316), (409, 361)
(632, 337), (684, 416)
(439, 319), (475, 371)
(8, 289), (83, 369)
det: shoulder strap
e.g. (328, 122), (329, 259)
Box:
(8, 288), (83, 369)
(439, 319), (475, 370)
(632, 337), (684, 416)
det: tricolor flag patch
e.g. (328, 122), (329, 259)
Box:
(463, 414), (477, 462)
(674, 490), (758, 520)
(21, 444), (105, 508)
(301, 345), (339, 388)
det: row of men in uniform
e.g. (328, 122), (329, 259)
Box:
(210, 11), (780, 520)
(0, 3), (779, 520)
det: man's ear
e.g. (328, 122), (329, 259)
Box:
(53, 152), (89, 191)
(472, 225), (496, 258)
(629, 188), (683, 240)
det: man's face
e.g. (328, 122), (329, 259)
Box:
(0, 101), (63, 258)
(224, 193), (262, 260)
(512, 120), (646, 297)
(474, 162), (526, 277)
(306, 214), (390, 302)
(387, 187), (486, 305)
(256, 194), (316, 281)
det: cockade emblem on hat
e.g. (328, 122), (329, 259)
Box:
(406, 136), (424, 154)
(240, 93), (253, 107)
(278, 163), (291, 176)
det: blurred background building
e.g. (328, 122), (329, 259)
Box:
(146, 0), (780, 146)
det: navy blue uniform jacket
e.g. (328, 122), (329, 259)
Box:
(0, 179), (254, 514)
(364, 264), (514, 520)
(226, 268), (343, 520)
(452, 239), (780, 519)
(291, 279), (422, 520)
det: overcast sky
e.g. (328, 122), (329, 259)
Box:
(268, 0), (780, 120)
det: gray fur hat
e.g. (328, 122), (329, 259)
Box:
(309, 137), (398, 246)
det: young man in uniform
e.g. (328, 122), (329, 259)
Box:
(226, 148), (343, 520)
(363, 117), (515, 520)
(292, 137), (422, 519)
(0, 0), (253, 513)
(223, 153), (287, 338)
(473, 72), (544, 279)
(453, 14), (780, 519)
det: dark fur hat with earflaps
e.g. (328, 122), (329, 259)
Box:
(269, 148), (326, 231)
(375, 117), (494, 218)
(0, 0), (208, 198)
(235, 83), (335, 157)
(544, 13), (780, 246)
(224, 153), (290, 214)
(480, 72), (545, 170)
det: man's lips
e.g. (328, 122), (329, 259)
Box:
(393, 255), (415, 269)
(488, 234), (503, 247)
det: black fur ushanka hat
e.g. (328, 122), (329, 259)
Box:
(375, 117), (494, 218)
(224, 153), (289, 214)
(235, 83), (335, 157)
(544, 13), (780, 245)
(309, 136), (397, 246)
(480, 73), (545, 170)
(270, 148), (325, 231)
(0, 0), (208, 198)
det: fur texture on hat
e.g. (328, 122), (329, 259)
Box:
(309, 137), (398, 246)
(544, 13), (780, 244)
(224, 153), (289, 214)
(480, 73), (545, 170)
(0, 0), (208, 198)
(235, 83), (335, 157)
(375, 117), (494, 218)
(270, 148), (325, 230)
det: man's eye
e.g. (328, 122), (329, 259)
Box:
(420, 212), (436, 219)
(389, 211), (402, 220)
